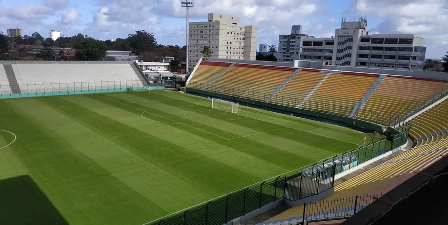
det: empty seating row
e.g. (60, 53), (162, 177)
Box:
(271, 69), (326, 107)
(409, 99), (448, 146)
(304, 73), (379, 116)
(242, 67), (297, 101)
(356, 76), (448, 125)
(268, 139), (448, 222)
(11, 63), (144, 93)
(206, 64), (278, 97)
(187, 61), (232, 89)
(0, 66), (11, 93)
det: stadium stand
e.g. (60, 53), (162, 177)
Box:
(0, 66), (11, 93)
(205, 64), (274, 95)
(270, 69), (327, 107)
(242, 67), (297, 101)
(11, 63), (145, 93)
(408, 99), (448, 146)
(186, 61), (233, 89)
(355, 76), (448, 125)
(303, 72), (379, 116)
(266, 139), (448, 223)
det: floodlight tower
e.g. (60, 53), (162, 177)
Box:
(181, 1), (194, 75)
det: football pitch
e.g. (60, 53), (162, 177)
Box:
(0, 90), (371, 225)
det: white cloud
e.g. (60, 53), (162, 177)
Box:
(61, 8), (79, 25)
(355, 0), (448, 58)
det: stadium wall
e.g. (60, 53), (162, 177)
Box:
(0, 60), (133, 64)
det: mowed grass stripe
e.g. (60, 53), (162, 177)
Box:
(148, 91), (364, 145)
(0, 132), (28, 180)
(67, 95), (290, 176)
(0, 100), (164, 225)
(125, 92), (359, 154)
(96, 93), (317, 169)
(45, 97), (268, 195)
(112, 93), (342, 161)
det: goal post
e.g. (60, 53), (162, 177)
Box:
(211, 98), (239, 113)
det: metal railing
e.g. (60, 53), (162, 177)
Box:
(0, 80), (165, 99)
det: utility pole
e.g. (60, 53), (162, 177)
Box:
(181, 1), (194, 75)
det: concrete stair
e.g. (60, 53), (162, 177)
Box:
(3, 64), (21, 94)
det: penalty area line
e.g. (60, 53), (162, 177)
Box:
(0, 130), (17, 150)
(120, 102), (230, 140)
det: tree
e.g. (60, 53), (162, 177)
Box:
(200, 46), (212, 59)
(423, 59), (443, 72)
(268, 44), (277, 52)
(113, 38), (131, 51)
(31, 32), (44, 45)
(443, 52), (448, 73)
(127, 30), (157, 55)
(37, 46), (55, 60)
(265, 53), (278, 61)
(70, 33), (86, 49)
(74, 38), (107, 61)
(0, 33), (9, 54)
(256, 53), (266, 61)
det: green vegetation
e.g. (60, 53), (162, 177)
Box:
(0, 91), (369, 224)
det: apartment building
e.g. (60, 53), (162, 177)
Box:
(188, 13), (257, 70)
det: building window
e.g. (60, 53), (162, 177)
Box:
(371, 38), (384, 44)
(360, 38), (370, 42)
(359, 46), (370, 50)
(398, 38), (413, 44)
(384, 55), (396, 60)
(371, 54), (382, 59)
(303, 41), (312, 46)
(384, 38), (398, 44)
(385, 47), (398, 52)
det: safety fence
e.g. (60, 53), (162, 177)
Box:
(147, 131), (407, 225)
(149, 165), (336, 225)
(0, 80), (164, 99)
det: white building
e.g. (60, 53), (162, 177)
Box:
(300, 37), (334, 65)
(189, 13), (257, 70)
(50, 30), (61, 41)
(103, 51), (138, 61)
(278, 17), (426, 70)
(135, 61), (174, 79)
(259, 44), (268, 53)
(355, 34), (426, 70)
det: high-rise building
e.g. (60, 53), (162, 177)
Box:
(188, 13), (257, 70)
(50, 30), (61, 41)
(7, 27), (22, 37)
(277, 25), (309, 62)
(278, 17), (426, 70)
(259, 44), (268, 53)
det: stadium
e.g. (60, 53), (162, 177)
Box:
(0, 57), (447, 225)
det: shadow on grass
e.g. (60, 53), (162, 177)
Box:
(0, 175), (68, 225)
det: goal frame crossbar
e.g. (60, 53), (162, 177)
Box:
(211, 98), (239, 114)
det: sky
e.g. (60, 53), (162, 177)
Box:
(0, 0), (447, 59)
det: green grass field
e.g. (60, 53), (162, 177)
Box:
(0, 90), (370, 225)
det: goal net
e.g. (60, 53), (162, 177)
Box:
(212, 98), (239, 113)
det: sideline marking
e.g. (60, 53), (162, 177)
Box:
(0, 130), (17, 150)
